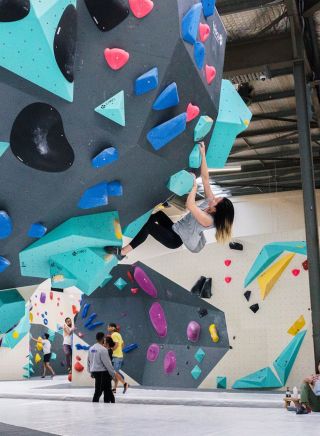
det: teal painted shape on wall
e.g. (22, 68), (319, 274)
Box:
(216, 376), (227, 389)
(244, 241), (307, 287)
(0, 142), (9, 158)
(273, 330), (307, 385)
(0, 0), (76, 102)
(20, 211), (122, 279)
(1, 310), (29, 349)
(123, 210), (153, 238)
(232, 367), (282, 389)
(0, 289), (25, 334)
(206, 80), (252, 168)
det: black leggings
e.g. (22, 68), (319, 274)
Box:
(130, 211), (183, 250)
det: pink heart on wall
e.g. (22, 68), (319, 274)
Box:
(205, 65), (216, 85)
(186, 103), (200, 122)
(224, 259), (231, 267)
(225, 277), (232, 283)
(129, 0), (154, 18)
(292, 269), (300, 277)
(199, 23), (210, 42)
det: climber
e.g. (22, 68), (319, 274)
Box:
(30, 333), (55, 379)
(105, 142), (234, 259)
(63, 317), (75, 373)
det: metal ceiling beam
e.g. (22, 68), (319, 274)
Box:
(251, 89), (295, 102)
(303, 0), (320, 17)
(224, 33), (294, 77)
(216, 0), (279, 15)
(239, 124), (299, 138)
(251, 109), (297, 122)
(229, 147), (320, 159)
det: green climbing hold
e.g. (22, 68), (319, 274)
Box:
(232, 367), (282, 389)
(217, 376), (227, 389)
(194, 347), (205, 363)
(191, 365), (202, 380)
(167, 170), (194, 196)
(114, 277), (128, 290)
(95, 90), (125, 126)
(194, 116), (213, 141)
(189, 144), (202, 169)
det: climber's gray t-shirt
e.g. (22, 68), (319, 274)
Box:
(172, 200), (214, 253)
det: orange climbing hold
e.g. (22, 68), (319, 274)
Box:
(72, 305), (78, 315)
(205, 65), (216, 85)
(199, 23), (210, 42)
(186, 103), (200, 122)
(104, 48), (130, 71)
(129, 0), (154, 18)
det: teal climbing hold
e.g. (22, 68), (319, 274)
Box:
(0, 142), (9, 158)
(123, 210), (153, 238)
(135, 67), (158, 96)
(167, 170), (194, 196)
(51, 352), (57, 360)
(147, 113), (187, 151)
(206, 80), (252, 168)
(0, 1), (76, 102)
(20, 211), (122, 280)
(95, 91), (125, 126)
(194, 116), (214, 141)
(194, 347), (206, 363)
(152, 82), (179, 110)
(100, 274), (113, 288)
(232, 367), (282, 389)
(189, 144), (202, 169)
(244, 241), (307, 287)
(273, 330), (307, 385)
(47, 329), (56, 342)
(181, 3), (202, 45)
(191, 365), (202, 380)
(217, 376), (227, 389)
(1, 311), (29, 349)
(0, 289), (25, 334)
(114, 277), (128, 290)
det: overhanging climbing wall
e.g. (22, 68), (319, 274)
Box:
(0, 0), (227, 291)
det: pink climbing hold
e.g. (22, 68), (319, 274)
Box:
(129, 0), (154, 18)
(186, 103), (200, 122)
(147, 343), (160, 362)
(187, 321), (201, 342)
(225, 277), (232, 283)
(292, 269), (300, 277)
(205, 65), (216, 85)
(134, 266), (158, 298)
(104, 48), (130, 71)
(199, 23), (210, 42)
(224, 259), (231, 267)
(149, 302), (167, 338)
(164, 351), (176, 374)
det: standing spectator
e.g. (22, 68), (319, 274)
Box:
(107, 323), (125, 393)
(63, 317), (74, 372)
(104, 336), (129, 393)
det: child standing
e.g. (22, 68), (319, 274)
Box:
(31, 333), (55, 378)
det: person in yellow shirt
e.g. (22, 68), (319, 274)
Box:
(107, 323), (125, 393)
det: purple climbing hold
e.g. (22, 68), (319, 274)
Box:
(134, 266), (158, 298)
(164, 351), (176, 374)
(187, 321), (201, 342)
(147, 343), (160, 362)
(40, 292), (46, 304)
(149, 302), (167, 338)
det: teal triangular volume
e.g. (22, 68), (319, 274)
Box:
(95, 91), (125, 126)
(123, 210), (153, 238)
(273, 330), (307, 385)
(0, 0), (76, 102)
(0, 142), (9, 158)
(232, 367), (282, 389)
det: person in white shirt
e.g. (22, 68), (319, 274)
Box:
(31, 333), (55, 378)
(63, 317), (74, 372)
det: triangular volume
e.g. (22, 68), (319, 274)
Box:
(181, 3), (202, 45)
(0, 142), (9, 158)
(233, 367), (282, 389)
(95, 91), (125, 126)
(152, 82), (179, 110)
(273, 330), (307, 385)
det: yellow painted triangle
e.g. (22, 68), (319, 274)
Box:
(258, 253), (295, 300)
(287, 315), (306, 335)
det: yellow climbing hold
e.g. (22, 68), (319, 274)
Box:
(209, 324), (219, 343)
(287, 315), (306, 336)
(243, 119), (250, 126)
(257, 253), (295, 300)
(36, 337), (43, 351)
(35, 353), (42, 364)
(29, 312), (33, 323)
(12, 331), (19, 339)
(114, 219), (122, 240)
(52, 274), (64, 282)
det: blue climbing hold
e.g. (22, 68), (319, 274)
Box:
(202, 0), (216, 18)
(82, 303), (90, 319)
(84, 313), (97, 328)
(92, 147), (119, 168)
(107, 180), (123, 197)
(147, 113), (187, 151)
(194, 42), (205, 70)
(123, 343), (138, 353)
(78, 182), (109, 209)
(87, 321), (105, 330)
(0, 256), (10, 273)
(152, 82), (179, 110)
(0, 211), (13, 239)
(0, 142), (9, 158)
(135, 67), (159, 96)
(28, 223), (47, 238)
(181, 3), (202, 45)
(75, 344), (90, 351)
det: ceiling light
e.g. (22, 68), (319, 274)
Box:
(208, 166), (242, 173)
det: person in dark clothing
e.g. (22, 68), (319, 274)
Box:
(104, 335), (128, 394)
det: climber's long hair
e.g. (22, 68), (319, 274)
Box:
(212, 198), (234, 244)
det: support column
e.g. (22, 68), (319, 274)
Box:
(293, 60), (320, 368)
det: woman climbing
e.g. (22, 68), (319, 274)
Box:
(106, 142), (234, 258)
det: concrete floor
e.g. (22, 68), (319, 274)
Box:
(0, 398), (319, 436)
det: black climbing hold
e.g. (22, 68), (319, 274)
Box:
(244, 290), (251, 301)
(10, 103), (74, 173)
(229, 346), (233, 349)
(249, 303), (259, 314)
(233, 336), (236, 340)
(229, 242), (243, 251)
(54, 4), (77, 83)
(0, 0), (30, 22)
(191, 276), (212, 298)
(197, 307), (208, 318)
(84, 0), (129, 31)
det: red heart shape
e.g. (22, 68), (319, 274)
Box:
(74, 361), (84, 372)
(127, 271), (134, 282)
(205, 65), (216, 85)
(199, 23), (210, 42)
(292, 269), (300, 277)
(225, 277), (232, 283)
(224, 259), (231, 267)
(131, 287), (139, 295)
(76, 355), (81, 361)
(104, 48), (130, 71)
(129, 0), (154, 18)
(186, 103), (200, 122)
(302, 260), (308, 271)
